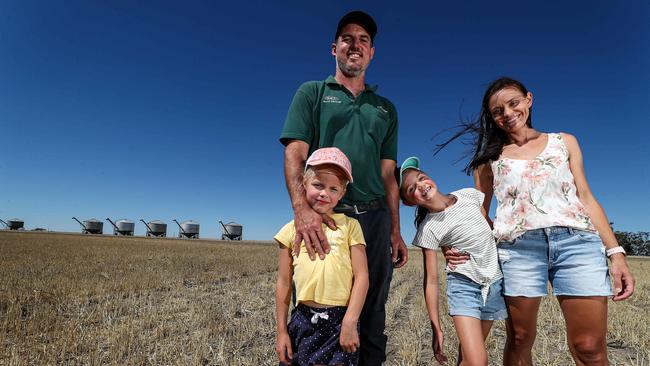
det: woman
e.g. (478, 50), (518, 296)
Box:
(443, 77), (634, 365)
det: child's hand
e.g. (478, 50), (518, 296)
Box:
(339, 321), (360, 353)
(431, 328), (447, 364)
(275, 331), (293, 364)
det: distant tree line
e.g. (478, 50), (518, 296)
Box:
(614, 230), (650, 256)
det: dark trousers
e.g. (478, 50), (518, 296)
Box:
(340, 202), (393, 365)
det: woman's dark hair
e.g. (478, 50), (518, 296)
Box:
(434, 77), (533, 175)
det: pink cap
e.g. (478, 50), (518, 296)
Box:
(305, 147), (353, 183)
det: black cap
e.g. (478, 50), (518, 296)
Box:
(335, 11), (377, 42)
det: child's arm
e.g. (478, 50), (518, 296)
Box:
(275, 246), (294, 364)
(480, 205), (493, 229)
(422, 248), (448, 364)
(474, 163), (494, 217)
(339, 244), (369, 353)
(443, 189), (489, 269)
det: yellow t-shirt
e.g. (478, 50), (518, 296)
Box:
(274, 213), (366, 306)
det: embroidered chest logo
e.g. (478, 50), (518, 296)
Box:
(326, 230), (343, 252)
(322, 95), (342, 104)
(377, 106), (388, 114)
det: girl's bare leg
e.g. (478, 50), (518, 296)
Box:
(481, 319), (493, 340)
(452, 316), (489, 365)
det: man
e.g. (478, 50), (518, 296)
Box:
(279, 10), (409, 365)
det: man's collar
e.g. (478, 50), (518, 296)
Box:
(325, 75), (378, 93)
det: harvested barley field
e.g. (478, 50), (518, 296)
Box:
(1, 231), (648, 365)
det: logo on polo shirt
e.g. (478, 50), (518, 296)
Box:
(377, 106), (388, 114)
(322, 95), (342, 104)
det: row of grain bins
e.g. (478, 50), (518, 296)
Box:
(68, 217), (242, 240)
(0, 218), (24, 230)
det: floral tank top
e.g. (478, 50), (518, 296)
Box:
(491, 133), (596, 242)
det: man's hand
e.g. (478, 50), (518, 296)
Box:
(293, 205), (336, 260)
(339, 320), (360, 353)
(275, 331), (293, 365)
(391, 232), (409, 268)
(610, 254), (635, 301)
(285, 140), (336, 260)
(441, 246), (470, 270)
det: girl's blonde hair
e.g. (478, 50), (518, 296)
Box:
(304, 164), (350, 187)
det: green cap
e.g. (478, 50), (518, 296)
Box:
(399, 156), (421, 188)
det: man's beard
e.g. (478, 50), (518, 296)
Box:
(336, 58), (366, 77)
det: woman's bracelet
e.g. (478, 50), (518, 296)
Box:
(606, 246), (626, 257)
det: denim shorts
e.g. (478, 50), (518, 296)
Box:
(497, 227), (613, 297)
(446, 272), (508, 321)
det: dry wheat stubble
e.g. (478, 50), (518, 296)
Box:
(1, 231), (648, 365)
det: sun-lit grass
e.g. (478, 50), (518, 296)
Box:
(1, 231), (648, 365)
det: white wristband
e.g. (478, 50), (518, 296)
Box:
(606, 246), (626, 257)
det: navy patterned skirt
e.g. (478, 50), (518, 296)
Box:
(286, 303), (359, 366)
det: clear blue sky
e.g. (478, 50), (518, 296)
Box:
(1, 1), (648, 240)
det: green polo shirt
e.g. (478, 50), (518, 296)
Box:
(280, 76), (398, 205)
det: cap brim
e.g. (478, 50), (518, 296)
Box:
(336, 11), (377, 41)
(306, 161), (354, 183)
(399, 156), (420, 187)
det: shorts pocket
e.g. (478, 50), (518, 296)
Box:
(576, 230), (601, 242)
(445, 272), (462, 284)
(497, 248), (511, 263)
(497, 240), (516, 263)
(498, 237), (518, 246)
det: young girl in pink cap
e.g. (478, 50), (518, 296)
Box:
(275, 147), (369, 366)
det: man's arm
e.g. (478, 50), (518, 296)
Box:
(380, 159), (408, 268)
(284, 140), (333, 260)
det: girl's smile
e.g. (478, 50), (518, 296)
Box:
(304, 171), (346, 215)
(400, 170), (439, 207)
(400, 169), (458, 213)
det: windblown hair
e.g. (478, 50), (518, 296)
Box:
(434, 77), (533, 175)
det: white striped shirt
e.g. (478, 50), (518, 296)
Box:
(412, 188), (502, 303)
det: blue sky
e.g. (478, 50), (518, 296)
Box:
(1, 1), (648, 240)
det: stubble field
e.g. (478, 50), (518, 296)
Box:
(1, 231), (649, 365)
